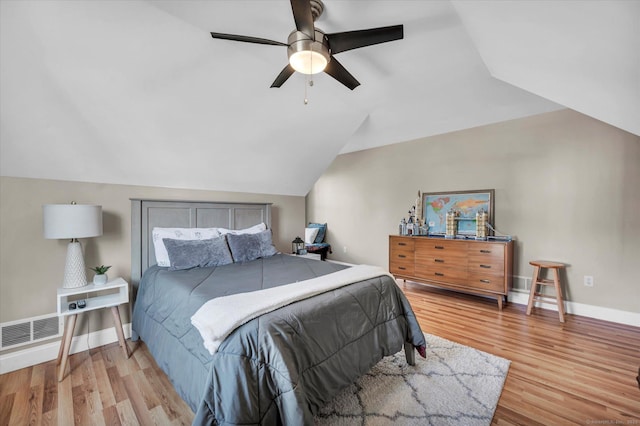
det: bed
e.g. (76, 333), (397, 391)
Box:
(130, 199), (426, 425)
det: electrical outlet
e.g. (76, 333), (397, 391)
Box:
(343, 246), (347, 253)
(584, 275), (594, 287)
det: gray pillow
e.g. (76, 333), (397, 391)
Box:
(163, 237), (233, 271)
(226, 229), (278, 263)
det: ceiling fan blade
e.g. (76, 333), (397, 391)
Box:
(324, 57), (360, 90)
(270, 64), (296, 88)
(290, 0), (315, 38)
(210, 32), (287, 47)
(326, 25), (403, 54)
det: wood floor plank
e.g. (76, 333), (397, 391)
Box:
(7, 381), (30, 425)
(71, 384), (88, 425)
(114, 399), (137, 426)
(0, 368), (30, 396)
(105, 366), (127, 404)
(101, 404), (121, 426)
(26, 385), (44, 426)
(56, 370), (73, 426)
(141, 366), (188, 422)
(92, 357), (116, 410)
(1, 281), (638, 425)
(42, 362), (58, 415)
(132, 369), (161, 411)
(69, 351), (85, 388)
(40, 408), (57, 426)
(30, 364), (45, 388)
(84, 382), (105, 425)
(130, 342), (152, 370)
(171, 413), (194, 426)
(0, 393), (16, 424)
(148, 404), (171, 425)
(111, 345), (139, 379)
(121, 375), (154, 425)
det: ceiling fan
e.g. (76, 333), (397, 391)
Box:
(210, 0), (403, 90)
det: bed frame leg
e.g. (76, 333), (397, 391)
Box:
(404, 342), (415, 366)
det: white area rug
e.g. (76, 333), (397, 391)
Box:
(315, 334), (510, 426)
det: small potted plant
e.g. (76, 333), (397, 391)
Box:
(90, 265), (111, 285)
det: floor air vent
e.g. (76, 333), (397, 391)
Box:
(1, 314), (63, 350)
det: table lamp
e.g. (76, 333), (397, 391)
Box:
(43, 203), (103, 288)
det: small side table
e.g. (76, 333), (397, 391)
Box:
(56, 277), (131, 381)
(305, 244), (331, 260)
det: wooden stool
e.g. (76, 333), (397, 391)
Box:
(526, 260), (566, 322)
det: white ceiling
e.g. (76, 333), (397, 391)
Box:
(1, 1), (637, 196)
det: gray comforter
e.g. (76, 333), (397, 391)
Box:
(131, 254), (425, 425)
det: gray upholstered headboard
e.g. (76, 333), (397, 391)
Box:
(130, 199), (272, 288)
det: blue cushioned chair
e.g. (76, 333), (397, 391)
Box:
(306, 223), (331, 260)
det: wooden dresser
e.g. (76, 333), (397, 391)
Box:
(389, 235), (514, 310)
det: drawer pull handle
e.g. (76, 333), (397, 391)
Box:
(480, 279), (491, 283)
(435, 272), (444, 277)
(435, 246), (444, 250)
(480, 264), (491, 269)
(398, 242), (407, 246)
(398, 254), (406, 258)
(480, 249), (491, 253)
(398, 267), (406, 270)
(434, 259), (444, 263)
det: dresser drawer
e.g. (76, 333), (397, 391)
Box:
(390, 249), (414, 262)
(468, 243), (504, 260)
(468, 243), (504, 276)
(415, 239), (466, 253)
(390, 259), (415, 276)
(390, 236), (414, 251)
(414, 264), (467, 285)
(416, 254), (468, 270)
(466, 273), (505, 293)
(468, 258), (504, 276)
(415, 239), (467, 264)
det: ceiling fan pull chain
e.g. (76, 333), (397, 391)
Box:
(309, 41), (314, 88)
(304, 43), (314, 105)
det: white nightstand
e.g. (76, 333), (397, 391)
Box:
(56, 277), (131, 381)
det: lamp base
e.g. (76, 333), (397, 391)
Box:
(62, 241), (88, 289)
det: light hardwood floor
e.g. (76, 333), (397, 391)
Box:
(1, 282), (639, 425)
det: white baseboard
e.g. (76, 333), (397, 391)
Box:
(0, 323), (131, 375)
(508, 290), (640, 326)
(326, 259), (356, 266)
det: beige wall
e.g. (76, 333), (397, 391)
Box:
(306, 109), (640, 313)
(0, 177), (305, 335)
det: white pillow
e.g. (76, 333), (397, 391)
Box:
(304, 227), (319, 244)
(217, 222), (267, 236)
(152, 227), (221, 267)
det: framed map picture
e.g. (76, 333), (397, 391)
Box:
(422, 189), (494, 236)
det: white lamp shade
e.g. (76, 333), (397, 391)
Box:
(43, 204), (103, 239)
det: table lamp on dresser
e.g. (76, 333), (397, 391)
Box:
(43, 202), (103, 289)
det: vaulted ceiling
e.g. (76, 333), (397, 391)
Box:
(1, 1), (638, 196)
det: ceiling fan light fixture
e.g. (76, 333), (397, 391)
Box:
(287, 30), (330, 74)
(289, 49), (328, 74)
